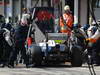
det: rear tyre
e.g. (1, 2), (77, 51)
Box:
(71, 46), (83, 67)
(31, 45), (43, 66)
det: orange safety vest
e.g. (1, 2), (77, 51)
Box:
(60, 13), (73, 33)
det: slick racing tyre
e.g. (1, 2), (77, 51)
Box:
(71, 45), (83, 67)
(31, 45), (43, 66)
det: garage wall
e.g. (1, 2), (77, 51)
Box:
(94, 8), (100, 21)
(80, 0), (88, 25)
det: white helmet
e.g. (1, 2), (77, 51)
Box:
(64, 5), (70, 11)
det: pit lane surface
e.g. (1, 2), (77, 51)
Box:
(0, 64), (100, 75)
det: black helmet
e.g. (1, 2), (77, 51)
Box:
(0, 14), (5, 23)
(0, 14), (4, 18)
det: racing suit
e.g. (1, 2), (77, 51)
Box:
(86, 27), (100, 65)
(8, 13), (31, 67)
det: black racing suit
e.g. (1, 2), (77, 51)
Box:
(9, 24), (29, 67)
(0, 23), (14, 66)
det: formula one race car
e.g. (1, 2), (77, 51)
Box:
(27, 7), (84, 67)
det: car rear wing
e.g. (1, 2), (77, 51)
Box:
(47, 33), (68, 40)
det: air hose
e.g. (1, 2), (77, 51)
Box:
(87, 0), (97, 75)
(26, 0), (39, 53)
